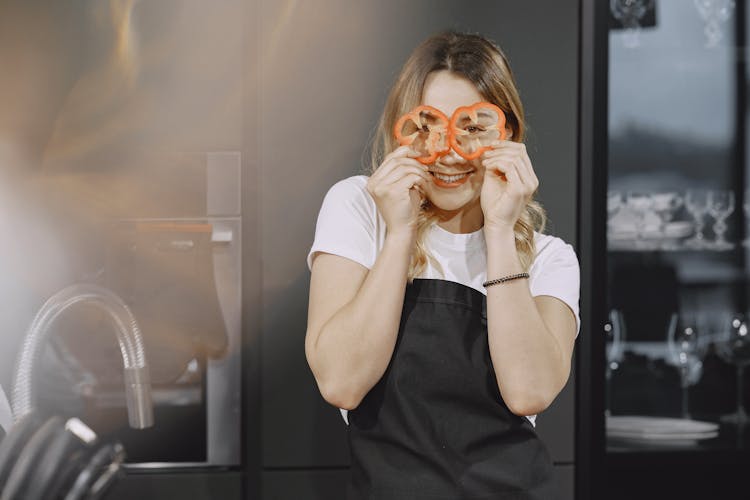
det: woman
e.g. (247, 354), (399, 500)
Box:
(306, 31), (580, 499)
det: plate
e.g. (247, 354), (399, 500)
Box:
(662, 221), (693, 238)
(608, 221), (693, 241)
(607, 435), (714, 448)
(606, 416), (719, 438)
(608, 430), (719, 441)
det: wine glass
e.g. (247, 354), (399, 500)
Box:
(714, 312), (750, 425)
(694, 0), (736, 48)
(625, 191), (654, 249)
(607, 191), (626, 249)
(610, 0), (655, 48)
(608, 190), (624, 220)
(707, 189), (735, 250)
(684, 189), (710, 249)
(605, 309), (627, 417)
(667, 311), (709, 419)
(652, 191), (684, 250)
(652, 191), (683, 223)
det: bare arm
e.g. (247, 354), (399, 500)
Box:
(484, 226), (577, 416)
(306, 230), (415, 410)
(478, 140), (577, 416)
(305, 146), (431, 410)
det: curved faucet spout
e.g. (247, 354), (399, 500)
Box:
(11, 283), (153, 429)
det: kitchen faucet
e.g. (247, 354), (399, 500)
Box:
(10, 283), (153, 429)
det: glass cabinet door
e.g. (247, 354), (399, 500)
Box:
(603, 0), (750, 497)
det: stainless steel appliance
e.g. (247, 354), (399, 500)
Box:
(8, 152), (242, 468)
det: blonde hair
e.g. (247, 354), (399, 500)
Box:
(370, 32), (547, 281)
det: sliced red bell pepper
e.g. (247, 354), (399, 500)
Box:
(448, 102), (507, 161)
(393, 105), (450, 165)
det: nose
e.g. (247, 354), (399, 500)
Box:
(439, 148), (463, 165)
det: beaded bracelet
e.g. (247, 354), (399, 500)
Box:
(482, 272), (530, 288)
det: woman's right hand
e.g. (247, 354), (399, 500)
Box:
(366, 145), (432, 237)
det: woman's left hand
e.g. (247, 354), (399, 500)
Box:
(479, 140), (539, 231)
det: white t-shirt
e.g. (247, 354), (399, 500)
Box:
(307, 175), (581, 428)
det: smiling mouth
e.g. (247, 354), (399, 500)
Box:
(428, 170), (474, 188)
(429, 170), (474, 183)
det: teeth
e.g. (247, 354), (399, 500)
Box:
(433, 172), (470, 183)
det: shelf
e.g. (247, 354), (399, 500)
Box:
(606, 446), (749, 465)
(607, 238), (744, 253)
(607, 245), (739, 253)
(608, 246), (748, 286)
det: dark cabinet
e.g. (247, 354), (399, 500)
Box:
(578, 1), (750, 499)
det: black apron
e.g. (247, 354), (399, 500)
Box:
(346, 279), (556, 500)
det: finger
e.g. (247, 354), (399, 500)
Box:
(393, 172), (429, 194)
(482, 151), (520, 163)
(482, 141), (523, 156)
(520, 153), (539, 192)
(510, 150), (538, 194)
(483, 156), (526, 187)
(372, 153), (426, 183)
(520, 158), (538, 192)
(499, 164), (527, 200)
(383, 165), (432, 186)
(372, 146), (415, 179)
(369, 171), (427, 200)
(482, 162), (508, 185)
(370, 157), (402, 183)
(484, 139), (518, 152)
(501, 143), (537, 189)
(384, 145), (421, 163)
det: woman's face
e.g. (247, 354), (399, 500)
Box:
(419, 70), (489, 219)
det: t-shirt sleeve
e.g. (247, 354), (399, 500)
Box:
(307, 177), (377, 271)
(530, 240), (581, 338)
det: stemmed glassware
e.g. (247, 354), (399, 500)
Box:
(714, 312), (750, 425)
(607, 190), (624, 219)
(707, 189), (735, 250)
(694, 0), (736, 48)
(684, 189), (711, 249)
(667, 311), (709, 419)
(605, 309), (627, 417)
(610, 0), (655, 48)
(625, 191), (655, 249)
(607, 190), (626, 248)
(652, 191), (684, 250)
(652, 192), (683, 222)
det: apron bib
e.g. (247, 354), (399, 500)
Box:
(347, 279), (556, 500)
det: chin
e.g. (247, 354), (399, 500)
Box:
(425, 187), (481, 213)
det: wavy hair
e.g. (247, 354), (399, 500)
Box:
(369, 31), (547, 281)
